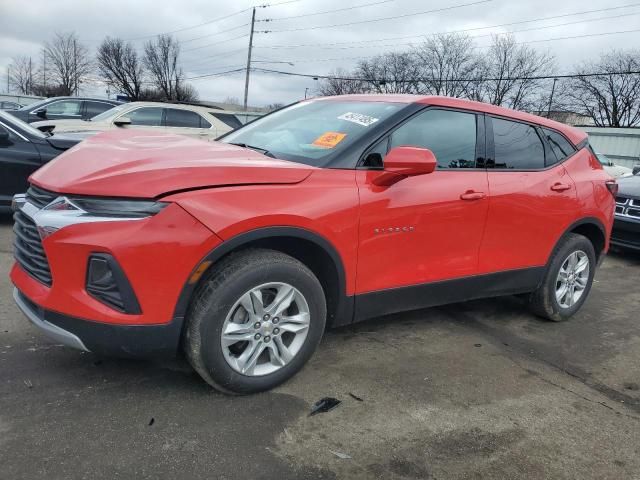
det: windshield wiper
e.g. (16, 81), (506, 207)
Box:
(229, 142), (276, 158)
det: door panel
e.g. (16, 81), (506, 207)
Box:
(479, 116), (580, 272)
(0, 128), (41, 206)
(356, 169), (489, 293)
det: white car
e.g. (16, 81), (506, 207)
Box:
(31, 102), (263, 141)
(596, 152), (633, 178)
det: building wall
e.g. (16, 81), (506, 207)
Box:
(0, 94), (44, 106)
(578, 127), (640, 168)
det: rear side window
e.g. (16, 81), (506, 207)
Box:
(211, 112), (243, 130)
(542, 128), (575, 164)
(85, 101), (114, 118)
(389, 109), (477, 169)
(46, 100), (82, 116)
(491, 118), (545, 169)
(165, 108), (203, 128)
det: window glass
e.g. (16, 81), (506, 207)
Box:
(46, 100), (82, 116)
(125, 107), (163, 126)
(165, 108), (203, 128)
(85, 101), (114, 118)
(542, 128), (575, 164)
(492, 118), (545, 169)
(389, 109), (477, 169)
(212, 113), (243, 130)
(221, 101), (404, 167)
(91, 104), (127, 121)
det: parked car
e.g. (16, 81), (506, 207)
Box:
(0, 101), (23, 111)
(596, 152), (633, 178)
(8, 96), (122, 123)
(11, 95), (616, 394)
(612, 171), (640, 250)
(30, 102), (259, 140)
(0, 110), (87, 211)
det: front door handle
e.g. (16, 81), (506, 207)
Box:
(460, 190), (486, 201)
(550, 182), (571, 192)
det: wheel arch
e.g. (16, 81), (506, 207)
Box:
(173, 226), (354, 332)
(554, 217), (607, 264)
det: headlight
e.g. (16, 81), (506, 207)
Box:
(61, 197), (168, 218)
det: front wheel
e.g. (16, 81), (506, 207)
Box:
(527, 233), (596, 322)
(183, 249), (326, 394)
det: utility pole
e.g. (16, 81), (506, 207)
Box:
(547, 77), (558, 118)
(243, 7), (256, 111)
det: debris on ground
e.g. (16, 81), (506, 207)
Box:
(329, 450), (351, 459)
(474, 343), (482, 347)
(348, 392), (363, 402)
(23, 379), (33, 388)
(148, 417), (155, 426)
(309, 397), (341, 416)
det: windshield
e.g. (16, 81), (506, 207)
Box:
(18, 98), (50, 111)
(90, 103), (129, 121)
(0, 110), (48, 139)
(221, 100), (404, 166)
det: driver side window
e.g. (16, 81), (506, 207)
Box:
(124, 108), (163, 126)
(389, 109), (478, 169)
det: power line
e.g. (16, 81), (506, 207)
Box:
(256, 2), (640, 47)
(258, 0), (395, 22)
(251, 67), (640, 83)
(184, 68), (247, 81)
(181, 23), (251, 44)
(252, 11), (640, 62)
(182, 34), (249, 53)
(258, 0), (493, 33)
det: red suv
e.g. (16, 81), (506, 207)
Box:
(11, 95), (616, 394)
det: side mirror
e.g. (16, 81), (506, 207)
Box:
(114, 116), (132, 127)
(373, 146), (437, 186)
(633, 165), (640, 176)
(34, 108), (47, 118)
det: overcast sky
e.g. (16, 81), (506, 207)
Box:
(1, 0), (639, 107)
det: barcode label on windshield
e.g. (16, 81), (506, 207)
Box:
(338, 112), (380, 127)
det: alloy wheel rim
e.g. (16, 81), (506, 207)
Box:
(555, 250), (590, 309)
(220, 282), (310, 376)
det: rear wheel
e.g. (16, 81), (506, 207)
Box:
(183, 249), (326, 394)
(527, 233), (596, 322)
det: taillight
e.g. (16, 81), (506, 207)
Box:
(605, 180), (618, 197)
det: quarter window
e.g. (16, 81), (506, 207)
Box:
(542, 128), (575, 164)
(46, 100), (82, 116)
(492, 118), (545, 169)
(165, 109), (204, 128)
(125, 107), (163, 126)
(389, 109), (477, 169)
(211, 112), (243, 130)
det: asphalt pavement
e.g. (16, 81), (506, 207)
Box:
(1, 214), (639, 480)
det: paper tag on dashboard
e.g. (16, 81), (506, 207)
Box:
(312, 132), (347, 148)
(338, 112), (379, 127)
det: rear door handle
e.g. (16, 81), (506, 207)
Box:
(460, 190), (486, 201)
(550, 182), (571, 192)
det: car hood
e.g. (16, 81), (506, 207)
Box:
(617, 174), (640, 198)
(30, 129), (315, 198)
(31, 119), (102, 133)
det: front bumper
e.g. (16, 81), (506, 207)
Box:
(611, 216), (640, 250)
(14, 288), (184, 357)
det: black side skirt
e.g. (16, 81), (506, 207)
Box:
(353, 267), (545, 322)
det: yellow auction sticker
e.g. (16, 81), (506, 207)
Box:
(312, 132), (347, 148)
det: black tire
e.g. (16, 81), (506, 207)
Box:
(527, 233), (596, 322)
(183, 248), (326, 394)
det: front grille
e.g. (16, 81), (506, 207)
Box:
(616, 196), (629, 205)
(26, 185), (58, 209)
(13, 210), (52, 286)
(628, 208), (640, 218)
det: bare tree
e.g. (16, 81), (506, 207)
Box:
(356, 52), (421, 94)
(44, 32), (93, 95)
(568, 50), (640, 127)
(97, 37), (145, 100)
(8, 56), (34, 94)
(144, 34), (184, 100)
(413, 33), (482, 98)
(478, 34), (555, 110)
(175, 82), (199, 102)
(317, 68), (366, 96)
